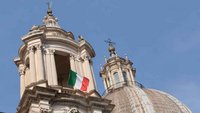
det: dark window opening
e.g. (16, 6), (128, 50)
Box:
(55, 54), (70, 87)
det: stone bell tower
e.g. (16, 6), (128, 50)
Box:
(14, 5), (114, 113)
(100, 40), (137, 94)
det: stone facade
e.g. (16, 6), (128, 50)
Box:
(17, 86), (113, 113)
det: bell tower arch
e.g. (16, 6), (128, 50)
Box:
(14, 4), (114, 113)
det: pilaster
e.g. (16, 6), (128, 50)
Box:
(49, 49), (58, 86)
(45, 49), (53, 86)
(28, 46), (36, 83)
(118, 63), (123, 86)
(83, 55), (95, 91)
(19, 64), (25, 97)
(107, 70), (113, 88)
(35, 44), (45, 81)
(70, 54), (76, 72)
(78, 57), (84, 77)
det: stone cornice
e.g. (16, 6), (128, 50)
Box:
(44, 27), (75, 40)
(21, 30), (44, 44)
(17, 86), (114, 113)
(14, 57), (22, 67)
(100, 56), (133, 75)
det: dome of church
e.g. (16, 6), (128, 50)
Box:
(104, 86), (192, 113)
(100, 40), (192, 113)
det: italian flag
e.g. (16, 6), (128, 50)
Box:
(68, 70), (89, 91)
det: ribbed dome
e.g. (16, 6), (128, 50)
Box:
(104, 86), (192, 113)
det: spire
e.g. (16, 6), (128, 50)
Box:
(43, 2), (60, 28)
(105, 39), (116, 57)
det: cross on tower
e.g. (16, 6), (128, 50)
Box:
(47, 1), (53, 15)
(105, 38), (116, 56)
(104, 38), (115, 47)
(47, 1), (52, 8)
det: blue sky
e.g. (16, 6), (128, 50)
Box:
(0, 0), (199, 112)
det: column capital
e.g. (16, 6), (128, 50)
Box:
(49, 49), (55, 55)
(106, 66), (110, 71)
(44, 49), (55, 55)
(35, 44), (43, 50)
(19, 68), (25, 75)
(83, 55), (90, 61)
(78, 56), (84, 62)
(19, 64), (25, 75)
(70, 54), (75, 59)
(27, 46), (35, 52)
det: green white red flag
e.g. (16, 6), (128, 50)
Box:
(68, 70), (89, 91)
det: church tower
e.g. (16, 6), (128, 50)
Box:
(14, 6), (114, 113)
(100, 40), (137, 94)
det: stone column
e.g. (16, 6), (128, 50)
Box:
(28, 46), (36, 83)
(83, 55), (95, 91)
(49, 49), (58, 85)
(19, 64), (25, 97)
(36, 44), (45, 81)
(24, 67), (28, 86)
(75, 59), (81, 74)
(70, 55), (76, 71)
(45, 49), (53, 85)
(78, 57), (84, 76)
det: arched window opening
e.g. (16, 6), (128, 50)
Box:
(114, 72), (120, 88)
(123, 71), (128, 86)
(55, 54), (70, 87)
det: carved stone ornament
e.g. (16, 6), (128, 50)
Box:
(49, 49), (55, 55)
(40, 108), (52, 113)
(70, 54), (75, 60)
(19, 65), (25, 75)
(27, 46), (35, 53)
(67, 108), (80, 113)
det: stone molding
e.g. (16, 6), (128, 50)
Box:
(44, 49), (55, 55)
(17, 86), (114, 113)
(67, 108), (80, 113)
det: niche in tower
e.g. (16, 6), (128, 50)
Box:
(55, 53), (70, 87)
